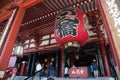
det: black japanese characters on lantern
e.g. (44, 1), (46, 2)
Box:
(54, 8), (89, 46)
(56, 8), (79, 38)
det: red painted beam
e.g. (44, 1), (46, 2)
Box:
(20, 21), (54, 34)
(0, 10), (12, 22)
(0, 0), (44, 22)
(59, 47), (64, 77)
(24, 45), (61, 54)
(0, 7), (25, 78)
(97, 29), (111, 76)
(21, 0), (44, 9)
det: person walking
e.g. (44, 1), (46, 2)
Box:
(64, 66), (69, 77)
(35, 61), (43, 78)
(11, 67), (17, 80)
(92, 59), (99, 77)
(48, 62), (54, 76)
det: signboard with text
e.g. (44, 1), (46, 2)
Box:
(69, 67), (90, 78)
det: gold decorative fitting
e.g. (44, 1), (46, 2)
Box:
(64, 41), (80, 49)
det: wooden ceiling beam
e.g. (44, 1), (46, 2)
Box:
(85, 1), (89, 12)
(21, 3), (99, 30)
(89, 0), (93, 11)
(24, 45), (60, 54)
(20, 22), (54, 34)
(23, 0), (92, 23)
(20, 0), (44, 9)
(44, 0), (55, 11)
(56, 0), (63, 9)
(62, 0), (68, 7)
(68, 0), (72, 6)
(93, 0), (96, 10)
(37, 5), (47, 15)
(49, 0), (59, 10)
(0, 0), (44, 22)
(41, 3), (51, 13)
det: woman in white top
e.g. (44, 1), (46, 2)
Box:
(35, 61), (42, 77)
(64, 67), (69, 77)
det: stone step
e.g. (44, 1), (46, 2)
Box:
(7, 76), (115, 80)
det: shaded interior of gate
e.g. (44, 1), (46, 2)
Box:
(0, 0), (117, 78)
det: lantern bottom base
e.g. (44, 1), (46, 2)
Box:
(64, 41), (80, 53)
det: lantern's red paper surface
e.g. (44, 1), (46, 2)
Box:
(54, 8), (88, 46)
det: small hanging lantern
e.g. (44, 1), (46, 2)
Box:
(54, 8), (89, 50)
(13, 42), (24, 57)
(12, 35), (24, 57)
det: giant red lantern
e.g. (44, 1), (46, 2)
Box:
(54, 8), (89, 48)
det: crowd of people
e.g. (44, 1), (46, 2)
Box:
(29, 59), (99, 78)
(35, 61), (55, 78)
(8, 59), (99, 79)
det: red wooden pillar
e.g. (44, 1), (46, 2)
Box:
(70, 53), (75, 67)
(97, 0), (120, 72)
(20, 61), (27, 76)
(0, 6), (25, 78)
(59, 47), (65, 77)
(98, 30), (111, 76)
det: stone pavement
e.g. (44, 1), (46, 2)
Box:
(7, 76), (115, 80)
